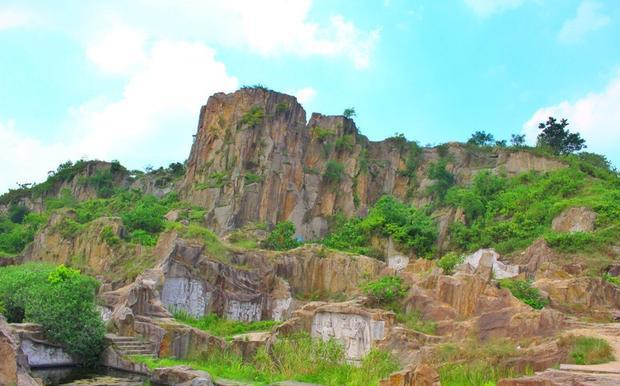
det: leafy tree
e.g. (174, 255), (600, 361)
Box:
(8, 205), (29, 224)
(262, 221), (300, 251)
(437, 252), (464, 275)
(343, 108), (356, 119)
(495, 139), (507, 148)
(467, 131), (495, 147)
(510, 134), (526, 148)
(427, 159), (455, 200)
(0, 264), (105, 366)
(536, 117), (586, 155)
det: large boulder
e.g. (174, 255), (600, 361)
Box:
(151, 366), (214, 386)
(379, 364), (441, 386)
(551, 207), (597, 233)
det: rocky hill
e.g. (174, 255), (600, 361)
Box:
(180, 87), (565, 240)
(1, 86), (620, 386)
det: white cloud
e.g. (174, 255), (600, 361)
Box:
(0, 37), (238, 193)
(0, 120), (71, 190)
(294, 87), (317, 105)
(558, 0), (610, 43)
(464, 0), (526, 17)
(0, 8), (34, 30)
(523, 70), (620, 166)
(128, 0), (379, 69)
(86, 25), (147, 75)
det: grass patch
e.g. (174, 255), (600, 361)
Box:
(561, 335), (614, 365)
(172, 309), (278, 338)
(395, 310), (437, 335)
(132, 332), (398, 386)
(498, 279), (549, 310)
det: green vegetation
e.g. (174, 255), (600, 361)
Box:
(395, 310), (437, 335)
(322, 196), (437, 257)
(173, 309), (278, 338)
(437, 252), (464, 275)
(427, 159), (455, 201)
(311, 127), (334, 142)
(241, 106), (265, 127)
(323, 160), (345, 183)
(561, 335), (614, 365)
(536, 117), (586, 155)
(498, 279), (549, 310)
(0, 263), (104, 365)
(244, 172), (263, 185)
(262, 221), (300, 251)
(335, 135), (355, 152)
(435, 339), (533, 386)
(467, 131), (496, 147)
(132, 332), (398, 386)
(0, 211), (46, 255)
(398, 141), (423, 179)
(603, 272), (620, 286)
(446, 163), (620, 255)
(362, 275), (408, 304)
(275, 102), (289, 113)
(343, 107), (356, 119)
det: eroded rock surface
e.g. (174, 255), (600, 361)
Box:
(551, 207), (597, 233)
(180, 88), (566, 239)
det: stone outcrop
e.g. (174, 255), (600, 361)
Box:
(0, 318), (42, 386)
(457, 249), (520, 280)
(551, 207), (597, 233)
(277, 299), (394, 362)
(151, 366), (215, 386)
(180, 88), (566, 239)
(24, 210), (154, 285)
(379, 364), (441, 386)
(402, 266), (563, 340)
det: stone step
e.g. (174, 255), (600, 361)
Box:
(117, 349), (154, 355)
(114, 342), (152, 348)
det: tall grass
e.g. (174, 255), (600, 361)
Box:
(172, 309), (278, 338)
(561, 335), (614, 365)
(132, 332), (398, 386)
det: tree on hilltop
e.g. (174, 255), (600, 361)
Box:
(536, 117), (586, 155)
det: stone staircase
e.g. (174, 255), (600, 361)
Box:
(105, 333), (154, 356)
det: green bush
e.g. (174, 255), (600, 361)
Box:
(324, 160), (345, 183)
(244, 172), (263, 185)
(0, 263), (104, 365)
(427, 159), (455, 201)
(311, 127), (334, 142)
(335, 135), (355, 152)
(121, 197), (166, 234)
(362, 276), (409, 304)
(603, 273), (620, 286)
(129, 229), (158, 246)
(498, 279), (549, 310)
(262, 221), (300, 251)
(322, 196), (437, 258)
(437, 252), (464, 275)
(241, 106), (265, 127)
(100, 225), (121, 246)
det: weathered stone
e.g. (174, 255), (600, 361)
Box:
(457, 249), (519, 280)
(379, 364), (441, 386)
(180, 88), (566, 241)
(551, 207), (597, 233)
(277, 300), (394, 362)
(498, 369), (620, 386)
(151, 366), (214, 386)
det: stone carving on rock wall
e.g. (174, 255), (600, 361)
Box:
(311, 312), (385, 361)
(161, 278), (210, 317)
(225, 299), (263, 322)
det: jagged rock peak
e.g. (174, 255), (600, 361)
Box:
(180, 87), (566, 239)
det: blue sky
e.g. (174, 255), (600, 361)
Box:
(1, 0), (619, 193)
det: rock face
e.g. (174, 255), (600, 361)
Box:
(24, 210), (154, 285)
(180, 88), (566, 239)
(551, 207), (597, 233)
(457, 249), (520, 280)
(379, 364), (441, 386)
(0, 318), (42, 386)
(278, 300), (394, 362)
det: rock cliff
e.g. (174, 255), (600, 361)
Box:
(180, 87), (565, 239)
